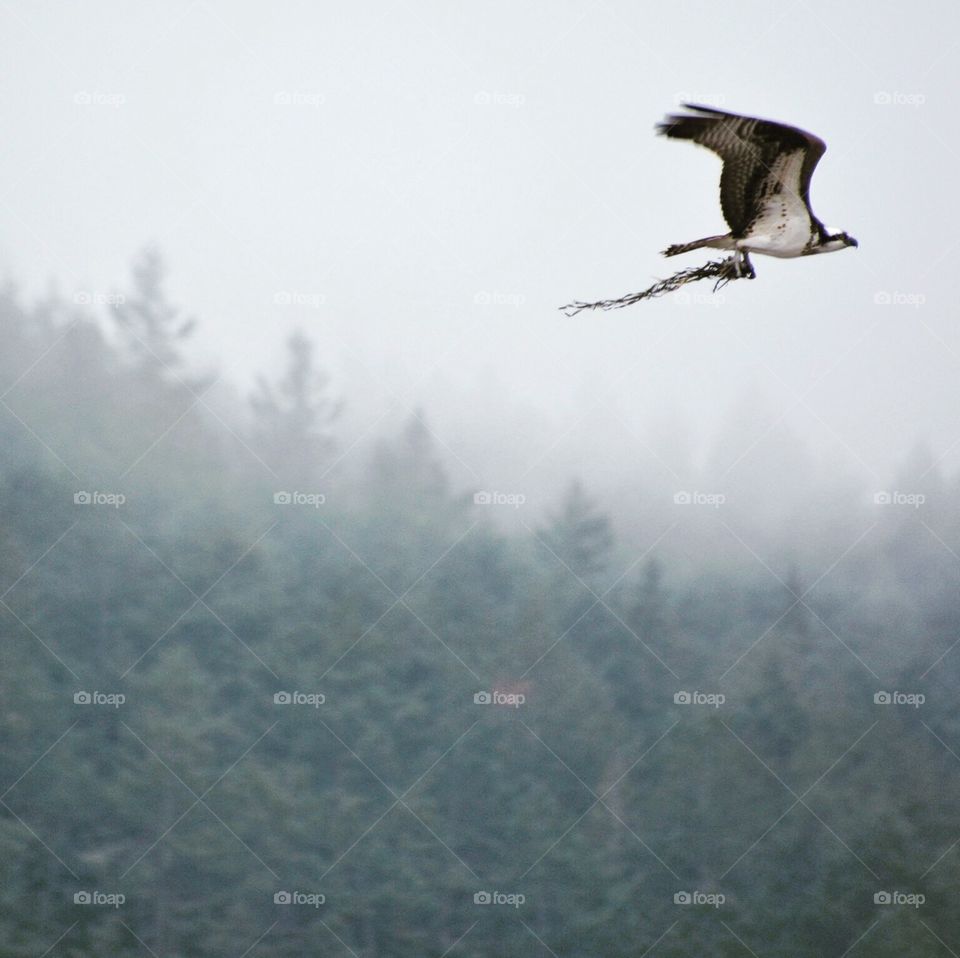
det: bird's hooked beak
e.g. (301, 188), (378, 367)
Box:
(847, 234), (859, 248)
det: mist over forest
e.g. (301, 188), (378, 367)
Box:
(2, 249), (959, 957)
(4, 0), (960, 954)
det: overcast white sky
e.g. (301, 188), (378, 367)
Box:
(1, 0), (957, 491)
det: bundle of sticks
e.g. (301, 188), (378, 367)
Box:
(559, 253), (754, 317)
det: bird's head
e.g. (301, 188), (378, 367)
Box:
(820, 230), (858, 252)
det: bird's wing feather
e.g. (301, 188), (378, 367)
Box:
(657, 104), (826, 236)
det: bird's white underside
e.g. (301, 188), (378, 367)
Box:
(707, 149), (816, 258)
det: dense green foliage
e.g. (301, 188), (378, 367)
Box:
(2, 253), (959, 957)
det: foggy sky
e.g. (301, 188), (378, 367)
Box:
(1, 0), (956, 494)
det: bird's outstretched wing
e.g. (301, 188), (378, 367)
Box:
(657, 104), (826, 236)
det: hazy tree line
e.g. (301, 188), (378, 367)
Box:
(1, 249), (960, 957)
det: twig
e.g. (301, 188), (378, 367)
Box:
(559, 254), (752, 317)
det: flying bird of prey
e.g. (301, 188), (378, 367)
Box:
(657, 104), (857, 278)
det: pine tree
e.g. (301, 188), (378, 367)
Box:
(113, 245), (196, 377)
(541, 480), (614, 582)
(251, 329), (340, 483)
(369, 411), (447, 502)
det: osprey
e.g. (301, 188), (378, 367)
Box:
(657, 104), (857, 278)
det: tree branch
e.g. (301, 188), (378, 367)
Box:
(559, 254), (754, 317)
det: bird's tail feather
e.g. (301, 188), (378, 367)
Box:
(662, 235), (729, 257)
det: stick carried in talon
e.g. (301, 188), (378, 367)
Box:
(560, 255), (744, 317)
